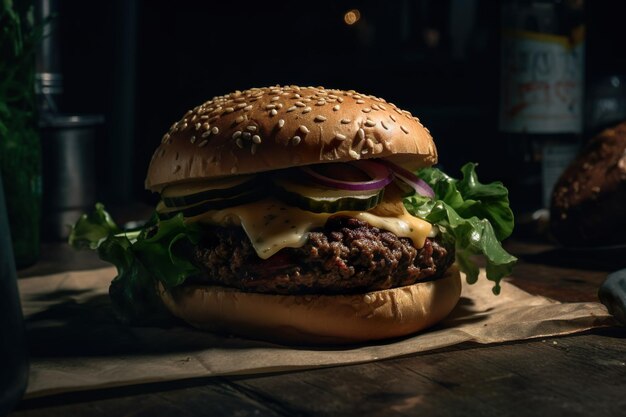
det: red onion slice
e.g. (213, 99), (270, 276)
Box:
(300, 160), (393, 191)
(379, 159), (435, 198)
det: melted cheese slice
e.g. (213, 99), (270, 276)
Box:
(187, 199), (432, 260)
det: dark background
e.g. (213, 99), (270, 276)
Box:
(52, 0), (626, 208)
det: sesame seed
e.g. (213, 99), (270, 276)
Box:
(294, 93), (301, 98)
(270, 109), (278, 116)
(379, 104), (387, 110)
(389, 115), (397, 122)
(246, 125), (257, 132)
(361, 148), (369, 155)
(362, 108), (371, 113)
(232, 131), (242, 139)
(198, 140), (209, 147)
(266, 104), (276, 109)
(314, 115), (327, 122)
(211, 126), (219, 134)
(180, 122), (188, 130)
(337, 97), (344, 103)
(334, 133), (347, 141)
(358, 128), (365, 141)
(200, 115), (209, 119)
(365, 119), (376, 127)
(333, 105), (340, 111)
(341, 118), (351, 124)
(235, 115), (245, 123)
(366, 138), (375, 148)
(161, 133), (170, 143)
(291, 136), (301, 146)
(242, 131), (251, 139)
(252, 135), (261, 144)
(236, 103), (247, 109)
(251, 144), (258, 154)
(173, 165), (181, 173)
(371, 104), (380, 111)
(271, 96), (280, 101)
(353, 94), (362, 99)
(276, 103), (283, 109)
(401, 125), (409, 134)
(236, 138), (244, 148)
(299, 125), (310, 134)
(277, 119), (285, 128)
(201, 131), (211, 138)
(356, 99), (365, 104)
(381, 121), (389, 130)
(316, 100), (326, 106)
(234, 97), (246, 103)
(190, 136), (196, 143)
(225, 107), (234, 113)
(230, 166), (238, 174)
(244, 105), (253, 111)
(202, 122), (210, 130)
(303, 107), (312, 113)
(349, 149), (360, 159)
(195, 123), (201, 130)
(295, 101), (306, 107)
(287, 106), (297, 112)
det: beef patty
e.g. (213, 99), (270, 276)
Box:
(184, 216), (455, 295)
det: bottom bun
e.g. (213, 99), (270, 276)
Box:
(159, 265), (462, 345)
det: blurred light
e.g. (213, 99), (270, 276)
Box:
(344, 9), (361, 25)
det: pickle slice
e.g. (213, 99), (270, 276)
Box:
(157, 189), (264, 219)
(273, 178), (384, 213)
(162, 175), (258, 208)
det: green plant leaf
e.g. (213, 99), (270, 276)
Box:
(403, 163), (517, 293)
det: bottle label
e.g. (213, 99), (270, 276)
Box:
(500, 29), (585, 134)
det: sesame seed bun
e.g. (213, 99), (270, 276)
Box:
(145, 85), (437, 191)
(159, 265), (462, 345)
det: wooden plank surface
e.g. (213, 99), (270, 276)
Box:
(12, 330), (626, 417)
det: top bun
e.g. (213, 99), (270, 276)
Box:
(145, 85), (437, 191)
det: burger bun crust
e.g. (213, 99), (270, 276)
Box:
(146, 86), (437, 191)
(159, 265), (462, 345)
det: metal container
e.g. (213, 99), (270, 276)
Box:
(40, 114), (104, 240)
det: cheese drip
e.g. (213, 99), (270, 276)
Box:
(188, 199), (432, 260)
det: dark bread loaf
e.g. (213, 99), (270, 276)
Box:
(550, 121), (626, 246)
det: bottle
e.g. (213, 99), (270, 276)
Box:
(499, 0), (585, 217)
(0, 172), (30, 416)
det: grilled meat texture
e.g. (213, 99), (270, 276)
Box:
(186, 216), (455, 294)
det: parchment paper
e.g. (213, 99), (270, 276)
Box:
(19, 267), (615, 398)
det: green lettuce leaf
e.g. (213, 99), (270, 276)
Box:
(69, 204), (202, 324)
(403, 163), (517, 294)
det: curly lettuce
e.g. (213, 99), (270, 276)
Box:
(69, 203), (202, 324)
(403, 163), (517, 294)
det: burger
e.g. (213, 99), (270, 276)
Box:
(71, 85), (516, 345)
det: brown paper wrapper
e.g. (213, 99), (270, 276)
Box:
(19, 267), (615, 398)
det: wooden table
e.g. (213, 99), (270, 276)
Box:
(10, 240), (626, 417)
